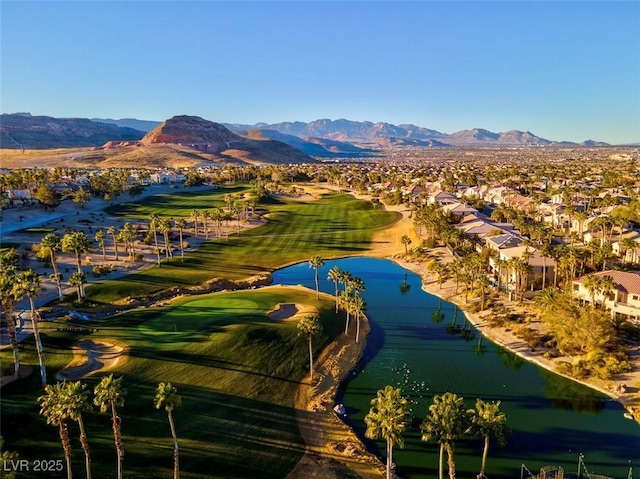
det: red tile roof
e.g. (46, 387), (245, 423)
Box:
(576, 270), (640, 294)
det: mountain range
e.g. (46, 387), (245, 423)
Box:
(101, 116), (611, 148)
(1, 113), (614, 154)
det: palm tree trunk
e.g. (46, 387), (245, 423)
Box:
(344, 310), (350, 335)
(334, 282), (339, 313)
(479, 434), (489, 479)
(29, 298), (47, 387)
(179, 230), (184, 261)
(446, 443), (456, 479)
(386, 440), (392, 479)
(314, 270), (319, 299)
(167, 411), (179, 479)
(4, 307), (20, 377)
(355, 312), (361, 344)
(308, 336), (314, 380)
(59, 422), (73, 479)
(438, 443), (444, 479)
(77, 415), (92, 479)
(111, 402), (124, 479)
(153, 230), (161, 266)
(50, 251), (63, 300)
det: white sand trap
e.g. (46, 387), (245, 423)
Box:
(267, 303), (318, 321)
(56, 339), (126, 381)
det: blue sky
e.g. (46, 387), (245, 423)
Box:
(2, 1), (639, 144)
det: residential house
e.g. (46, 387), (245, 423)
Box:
(572, 270), (640, 324)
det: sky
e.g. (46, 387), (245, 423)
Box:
(1, 1), (639, 144)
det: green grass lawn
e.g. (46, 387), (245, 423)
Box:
(85, 187), (397, 305)
(1, 286), (344, 479)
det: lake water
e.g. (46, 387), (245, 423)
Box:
(272, 257), (639, 479)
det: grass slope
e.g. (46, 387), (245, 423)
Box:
(1, 286), (344, 479)
(86, 187), (397, 304)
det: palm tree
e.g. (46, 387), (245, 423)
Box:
(68, 272), (86, 302)
(148, 213), (161, 266)
(41, 232), (64, 300)
(401, 234), (412, 257)
(597, 274), (617, 310)
(154, 383), (182, 479)
(174, 218), (187, 261)
(13, 270), (47, 386)
(65, 381), (93, 479)
(94, 375), (126, 479)
(297, 314), (322, 380)
(308, 255), (325, 299)
(107, 225), (119, 261)
(0, 252), (21, 378)
(327, 265), (342, 313)
(351, 294), (366, 344)
(38, 382), (73, 479)
(190, 209), (200, 237)
(421, 392), (469, 479)
(159, 217), (173, 258)
(475, 275), (491, 311)
(364, 385), (411, 479)
(582, 273), (601, 309)
(94, 230), (107, 264)
(61, 231), (91, 298)
(467, 399), (508, 479)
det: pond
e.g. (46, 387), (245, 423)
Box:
(272, 257), (639, 479)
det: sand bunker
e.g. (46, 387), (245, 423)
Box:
(267, 303), (318, 321)
(56, 339), (126, 381)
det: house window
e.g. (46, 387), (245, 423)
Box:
(573, 284), (580, 292)
(632, 295), (639, 301)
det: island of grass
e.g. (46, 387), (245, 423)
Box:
(1, 286), (344, 479)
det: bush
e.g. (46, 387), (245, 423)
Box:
(92, 265), (113, 277)
(422, 237), (437, 249)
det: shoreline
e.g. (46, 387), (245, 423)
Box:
(391, 254), (640, 422)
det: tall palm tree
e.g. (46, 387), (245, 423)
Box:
(13, 270), (46, 386)
(61, 231), (91, 298)
(159, 217), (173, 258)
(401, 234), (412, 257)
(364, 385), (411, 479)
(41, 232), (64, 300)
(351, 294), (366, 344)
(154, 383), (182, 479)
(94, 230), (107, 264)
(1, 250), (23, 375)
(174, 217), (187, 261)
(65, 381), (93, 479)
(107, 225), (119, 261)
(68, 272), (86, 302)
(467, 399), (508, 479)
(148, 213), (161, 266)
(308, 255), (325, 299)
(421, 392), (469, 479)
(297, 314), (322, 380)
(327, 265), (342, 313)
(190, 209), (200, 237)
(38, 382), (73, 479)
(94, 375), (126, 479)
(582, 273), (601, 309)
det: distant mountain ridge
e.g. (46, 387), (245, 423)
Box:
(1, 113), (615, 150)
(0, 113), (144, 149)
(231, 119), (610, 147)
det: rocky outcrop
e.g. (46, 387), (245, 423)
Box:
(141, 115), (316, 164)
